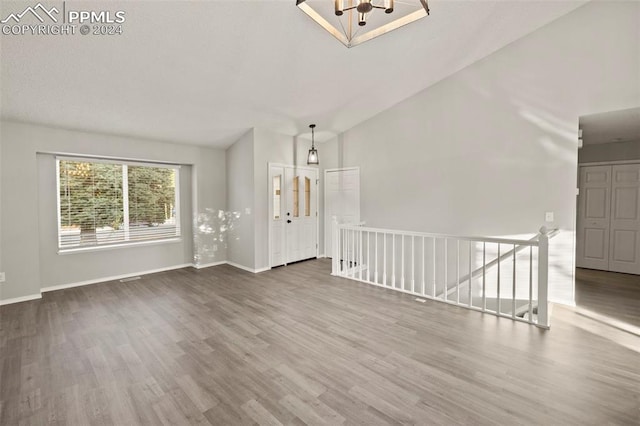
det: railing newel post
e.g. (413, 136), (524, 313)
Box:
(332, 216), (339, 275)
(537, 226), (549, 328)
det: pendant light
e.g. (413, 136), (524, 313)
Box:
(307, 124), (319, 165)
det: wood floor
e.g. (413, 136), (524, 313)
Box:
(575, 267), (640, 328)
(1, 259), (638, 425)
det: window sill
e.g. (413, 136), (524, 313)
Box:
(58, 238), (182, 255)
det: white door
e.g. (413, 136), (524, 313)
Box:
(609, 164), (640, 274)
(576, 166), (611, 270)
(324, 168), (360, 258)
(270, 165), (318, 267)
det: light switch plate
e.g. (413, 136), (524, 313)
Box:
(545, 212), (554, 222)
(0, 272), (5, 283)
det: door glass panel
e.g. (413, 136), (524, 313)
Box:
(293, 176), (299, 217)
(305, 177), (311, 217)
(273, 175), (281, 219)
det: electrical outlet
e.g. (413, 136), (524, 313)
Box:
(545, 212), (554, 222)
(0, 272), (5, 283)
(213, 244), (218, 252)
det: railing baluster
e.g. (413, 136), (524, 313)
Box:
(512, 243), (517, 319)
(354, 228), (358, 278)
(497, 244), (501, 315)
(528, 245), (533, 323)
(401, 235), (405, 291)
(351, 228), (357, 278)
(468, 242), (472, 307)
(375, 232), (379, 284)
(444, 238), (448, 301)
(392, 234), (396, 289)
(343, 228), (347, 276)
(383, 233), (387, 286)
(346, 228), (349, 276)
(367, 231), (370, 282)
(422, 236), (426, 296)
(456, 240), (460, 305)
(359, 228), (363, 281)
(537, 227), (550, 328)
(346, 228), (350, 277)
(432, 238), (437, 298)
(411, 236), (415, 294)
(343, 227), (346, 275)
(482, 242), (486, 311)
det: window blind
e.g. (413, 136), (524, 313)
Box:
(57, 157), (180, 250)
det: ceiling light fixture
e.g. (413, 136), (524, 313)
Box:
(307, 124), (319, 165)
(296, 0), (430, 48)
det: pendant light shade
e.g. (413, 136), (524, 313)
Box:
(307, 124), (319, 165)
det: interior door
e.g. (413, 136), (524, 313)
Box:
(576, 165), (611, 270)
(609, 164), (640, 274)
(324, 168), (360, 258)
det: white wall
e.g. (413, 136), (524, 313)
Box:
(579, 140), (640, 164)
(328, 1), (640, 304)
(226, 130), (255, 269)
(0, 122), (3, 283)
(0, 121), (226, 302)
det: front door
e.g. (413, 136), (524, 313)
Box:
(270, 165), (318, 267)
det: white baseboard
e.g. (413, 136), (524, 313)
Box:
(193, 261), (226, 270)
(3, 260), (274, 306)
(41, 263), (193, 293)
(225, 261), (270, 274)
(0, 293), (42, 306)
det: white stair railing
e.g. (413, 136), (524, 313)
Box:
(331, 218), (555, 328)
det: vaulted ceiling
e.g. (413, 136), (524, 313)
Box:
(0, 0), (587, 147)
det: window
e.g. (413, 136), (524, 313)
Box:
(293, 176), (299, 217)
(273, 175), (281, 220)
(305, 177), (311, 217)
(57, 157), (180, 250)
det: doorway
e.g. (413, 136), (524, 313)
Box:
(576, 163), (640, 274)
(576, 107), (640, 276)
(324, 167), (360, 258)
(269, 164), (318, 267)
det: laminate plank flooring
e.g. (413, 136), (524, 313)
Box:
(575, 267), (640, 328)
(1, 260), (639, 425)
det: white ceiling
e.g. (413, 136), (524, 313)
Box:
(0, 0), (588, 148)
(580, 107), (640, 145)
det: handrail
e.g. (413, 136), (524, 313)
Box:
(451, 227), (559, 289)
(337, 224), (541, 246)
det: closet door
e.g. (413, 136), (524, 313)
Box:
(609, 164), (640, 274)
(576, 166), (611, 271)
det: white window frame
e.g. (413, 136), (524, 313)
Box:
(56, 156), (181, 253)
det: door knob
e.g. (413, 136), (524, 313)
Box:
(287, 220), (292, 223)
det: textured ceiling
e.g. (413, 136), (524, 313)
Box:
(0, 0), (588, 147)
